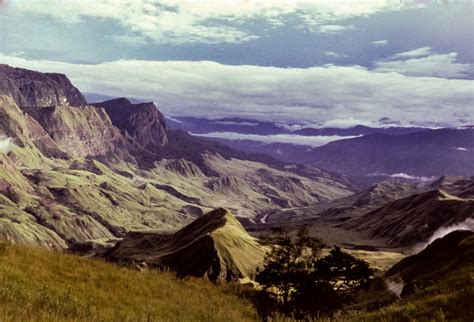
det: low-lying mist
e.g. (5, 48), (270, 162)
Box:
(411, 218), (474, 254)
(0, 136), (13, 153)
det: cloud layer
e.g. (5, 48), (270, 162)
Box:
(1, 53), (473, 127)
(375, 47), (473, 78)
(10, 0), (413, 44)
(192, 132), (356, 147)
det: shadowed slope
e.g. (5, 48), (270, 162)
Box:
(342, 189), (474, 247)
(348, 230), (473, 320)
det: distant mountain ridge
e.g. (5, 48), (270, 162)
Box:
(254, 175), (473, 250)
(166, 115), (429, 137)
(305, 129), (474, 177)
(167, 117), (473, 178)
(293, 125), (426, 136)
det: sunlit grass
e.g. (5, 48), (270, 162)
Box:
(0, 242), (257, 321)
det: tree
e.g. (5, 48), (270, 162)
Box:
(256, 227), (322, 309)
(313, 246), (374, 296)
(255, 229), (374, 319)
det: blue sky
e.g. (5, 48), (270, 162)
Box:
(1, 0), (473, 128)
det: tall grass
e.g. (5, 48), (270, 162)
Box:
(0, 241), (471, 321)
(0, 242), (257, 321)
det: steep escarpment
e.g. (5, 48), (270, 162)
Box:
(105, 208), (266, 281)
(0, 95), (66, 160)
(94, 98), (169, 149)
(25, 104), (134, 159)
(0, 64), (86, 108)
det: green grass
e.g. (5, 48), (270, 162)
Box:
(0, 240), (471, 322)
(0, 242), (257, 321)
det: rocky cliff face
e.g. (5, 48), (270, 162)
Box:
(26, 104), (131, 159)
(0, 64), (87, 108)
(94, 98), (169, 150)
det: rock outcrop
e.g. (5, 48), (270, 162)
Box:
(94, 98), (169, 150)
(0, 64), (86, 108)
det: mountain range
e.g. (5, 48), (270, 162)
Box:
(166, 115), (473, 179)
(0, 64), (354, 249)
(1, 64), (472, 253)
(164, 115), (427, 137)
(304, 129), (474, 177)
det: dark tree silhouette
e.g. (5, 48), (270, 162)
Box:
(256, 227), (322, 308)
(255, 230), (374, 319)
(313, 246), (374, 295)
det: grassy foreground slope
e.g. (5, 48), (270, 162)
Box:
(0, 242), (256, 322)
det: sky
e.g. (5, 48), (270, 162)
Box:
(0, 0), (473, 128)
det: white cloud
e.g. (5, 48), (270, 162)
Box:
(375, 49), (472, 78)
(324, 51), (347, 58)
(393, 46), (432, 58)
(455, 147), (468, 151)
(389, 173), (435, 181)
(318, 24), (353, 34)
(1, 54), (473, 128)
(211, 120), (259, 126)
(0, 137), (13, 153)
(166, 116), (183, 124)
(192, 132), (356, 147)
(385, 280), (404, 298)
(372, 40), (388, 47)
(10, 0), (415, 44)
(322, 118), (374, 128)
(276, 123), (307, 131)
